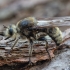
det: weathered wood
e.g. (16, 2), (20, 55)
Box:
(0, 44), (55, 66)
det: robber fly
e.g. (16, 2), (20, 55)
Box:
(0, 17), (63, 65)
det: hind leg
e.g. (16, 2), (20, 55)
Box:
(45, 41), (52, 60)
(28, 38), (33, 65)
(38, 37), (51, 60)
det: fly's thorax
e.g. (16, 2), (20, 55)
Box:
(24, 17), (38, 26)
(23, 28), (31, 36)
(16, 17), (38, 30)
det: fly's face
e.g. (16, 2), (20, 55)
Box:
(3, 24), (17, 37)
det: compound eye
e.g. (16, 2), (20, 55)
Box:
(9, 28), (13, 36)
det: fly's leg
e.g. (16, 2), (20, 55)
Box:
(5, 37), (10, 40)
(38, 37), (51, 60)
(6, 38), (16, 44)
(7, 37), (20, 55)
(28, 38), (33, 65)
(45, 40), (52, 60)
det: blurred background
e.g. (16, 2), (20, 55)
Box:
(0, 0), (70, 28)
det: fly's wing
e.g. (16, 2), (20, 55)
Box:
(33, 17), (70, 28)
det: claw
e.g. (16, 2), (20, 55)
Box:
(28, 55), (33, 66)
(28, 60), (33, 66)
(6, 49), (12, 56)
(46, 48), (52, 60)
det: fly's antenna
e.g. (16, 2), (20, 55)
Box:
(3, 25), (7, 28)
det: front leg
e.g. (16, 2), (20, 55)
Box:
(6, 38), (16, 44)
(7, 37), (20, 55)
